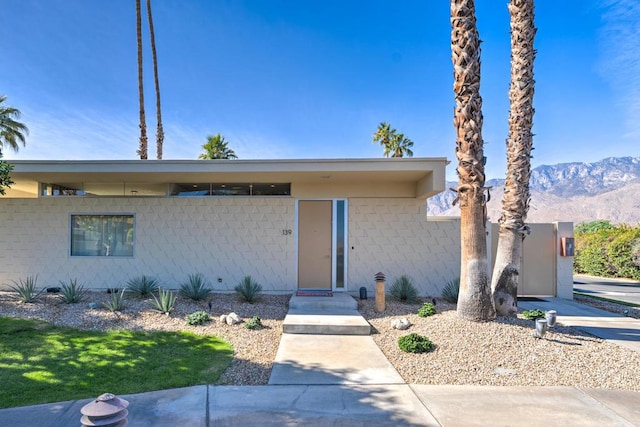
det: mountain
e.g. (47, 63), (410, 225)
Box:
(427, 157), (640, 225)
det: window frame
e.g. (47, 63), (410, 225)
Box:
(69, 213), (136, 258)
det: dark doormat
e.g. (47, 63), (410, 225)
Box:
(518, 297), (548, 302)
(296, 290), (333, 297)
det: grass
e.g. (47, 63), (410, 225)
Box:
(0, 317), (233, 409)
(573, 291), (640, 308)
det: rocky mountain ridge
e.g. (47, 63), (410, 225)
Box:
(427, 157), (640, 225)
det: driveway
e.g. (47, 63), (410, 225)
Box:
(574, 274), (640, 305)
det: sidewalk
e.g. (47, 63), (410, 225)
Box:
(519, 297), (640, 351)
(2, 384), (638, 426)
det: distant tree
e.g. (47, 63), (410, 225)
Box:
(147, 0), (164, 160)
(575, 220), (615, 235)
(198, 134), (238, 159)
(0, 153), (14, 196)
(136, 0), (148, 159)
(372, 122), (414, 158)
(0, 95), (29, 153)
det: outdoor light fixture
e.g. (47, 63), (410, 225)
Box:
(80, 393), (129, 426)
(534, 319), (548, 338)
(545, 310), (557, 327)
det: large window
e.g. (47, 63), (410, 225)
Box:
(71, 215), (134, 257)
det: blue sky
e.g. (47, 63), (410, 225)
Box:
(1, 0), (638, 180)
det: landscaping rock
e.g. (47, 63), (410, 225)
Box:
(391, 318), (412, 330)
(226, 312), (241, 325)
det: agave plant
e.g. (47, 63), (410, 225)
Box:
(441, 277), (460, 303)
(126, 275), (160, 297)
(59, 279), (87, 303)
(179, 273), (212, 301)
(388, 275), (418, 303)
(152, 288), (177, 315)
(234, 275), (263, 303)
(103, 289), (127, 312)
(9, 275), (42, 303)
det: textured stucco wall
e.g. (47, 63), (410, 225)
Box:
(0, 197), (296, 291)
(0, 196), (461, 296)
(348, 198), (461, 297)
(555, 221), (575, 299)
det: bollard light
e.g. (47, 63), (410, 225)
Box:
(375, 272), (386, 313)
(81, 393), (129, 427)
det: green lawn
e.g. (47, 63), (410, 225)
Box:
(0, 317), (233, 408)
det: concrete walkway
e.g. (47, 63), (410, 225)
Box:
(2, 295), (640, 426)
(519, 297), (640, 351)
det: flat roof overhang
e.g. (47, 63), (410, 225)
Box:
(4, 158), (448, 199)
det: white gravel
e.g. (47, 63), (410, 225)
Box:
(359, 299), (640, 391)
(1, 291), (639, 391)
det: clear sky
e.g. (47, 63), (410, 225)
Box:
(1, 0), (637, 180)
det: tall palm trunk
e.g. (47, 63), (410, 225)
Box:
(451, 0), (495, 322)
(136, 0), (148, 160)
(491, 0), (537, 315)
(147, 0), (164, 160)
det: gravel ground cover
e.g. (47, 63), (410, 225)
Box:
(1, 291), (639, 391)
(359, 299), (640, 391)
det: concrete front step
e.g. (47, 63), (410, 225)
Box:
(288, 293), (358, 311)
(283, 312), (371, 335)
(284, 293), (370, 335)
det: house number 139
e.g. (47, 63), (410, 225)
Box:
(282, 229), (292, 235)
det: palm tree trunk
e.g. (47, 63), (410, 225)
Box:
(147, 0), (164, 160)
(136, 0), (148, 160)
(451, 0), (495, 322)
(491, 0), (537, 316)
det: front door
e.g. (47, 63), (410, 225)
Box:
(297, 200), (332, 289)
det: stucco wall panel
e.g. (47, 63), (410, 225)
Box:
(348, 198), (461, 296)
(0, 197), (296, 291)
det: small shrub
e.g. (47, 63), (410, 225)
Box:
(245, 316), (263, 330)
(398, 333), (435, 353)
(152, 288), (177, 315)
(59, 279), (86, 303)
(9, 276), (42, 303)
(417, 302), (436, 317)
(187, 310), (211, 326)
(388, 275), (418, 303)
(126, 275), (159, 297)
(441, 277), (460, 303)
(103, 289), (126, 312)
(522, 309), (545, 321)
(234, 276), (263, 303)
(180, 273), (212, 301)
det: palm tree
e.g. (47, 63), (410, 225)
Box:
(372, 122), (414, 158)
(491, 0), (537, 316)
(147, 0), (164, 160)
(136, 0), (148, 160)
(198, 134), (238, 159)
(0, 95), (29, 154)
(450, 0), (495, 322)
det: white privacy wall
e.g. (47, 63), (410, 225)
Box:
(348, 198), (461, 296)
(0, 197), (296, 291)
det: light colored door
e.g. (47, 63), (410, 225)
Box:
(298, 200), (332, 289)
(520, 223), (556, 296)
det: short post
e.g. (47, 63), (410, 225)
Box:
(375, 272), (386, 313)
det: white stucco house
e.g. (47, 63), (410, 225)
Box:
(0, 158), (467, 296)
